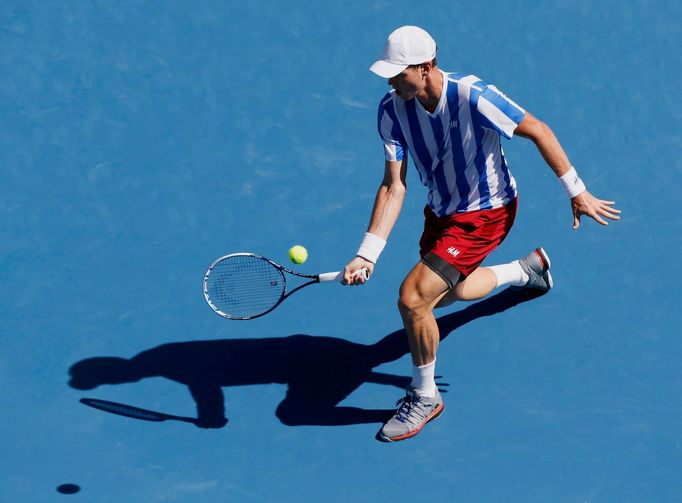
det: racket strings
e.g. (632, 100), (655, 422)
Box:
(205, 255), (285, 318)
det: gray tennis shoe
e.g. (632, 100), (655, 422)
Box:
(378, 387), (444, 442)
(518, 247), (553, 291)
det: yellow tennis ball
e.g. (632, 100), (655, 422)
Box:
(288, 245), (308, 264)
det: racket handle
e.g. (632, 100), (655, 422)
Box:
(318, 268), (369, 283)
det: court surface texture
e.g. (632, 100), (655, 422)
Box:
(2, 1), (681, 502)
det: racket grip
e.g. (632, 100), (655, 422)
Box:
(318, 268), (369, 283)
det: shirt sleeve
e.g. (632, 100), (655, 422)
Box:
(377, 94), (407, 161)
(475, 84), (526, 139)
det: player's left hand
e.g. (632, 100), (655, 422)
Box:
(571, 190), (621, 229)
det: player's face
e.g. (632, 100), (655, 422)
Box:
(388, 66), (424, 100)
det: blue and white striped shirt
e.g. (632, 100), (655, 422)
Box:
(378, 71), (526, 216)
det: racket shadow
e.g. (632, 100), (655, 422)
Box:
(69, 287), (544, 429)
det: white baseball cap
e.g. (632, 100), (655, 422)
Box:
(369, 26), (437, 78)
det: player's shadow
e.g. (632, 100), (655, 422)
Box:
(69, 288), (544, 428)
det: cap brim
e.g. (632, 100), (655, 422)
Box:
(369, 60), (408, 78)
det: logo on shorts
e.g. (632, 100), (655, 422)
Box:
(446, 247), (461, 257)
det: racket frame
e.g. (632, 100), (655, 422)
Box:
(203, 252), (337, 320)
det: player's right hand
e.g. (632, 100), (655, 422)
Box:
(343, 256), (374, 285)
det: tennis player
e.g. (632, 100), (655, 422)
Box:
(343, 26), (620, 442)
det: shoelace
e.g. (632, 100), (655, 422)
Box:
(394, 394), (428, 424)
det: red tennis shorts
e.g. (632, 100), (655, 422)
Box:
(419, 198), (518, 278)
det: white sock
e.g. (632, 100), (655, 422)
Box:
(410, 359), (437, 398)
(489, 261), (529, 288)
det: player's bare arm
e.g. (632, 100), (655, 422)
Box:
(367, 158), (408, 238)
(514, 112), (621, 229)
(343, 158), (407, 284)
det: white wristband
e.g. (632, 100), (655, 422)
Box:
(356, 232), (386, 264)
(558, 166), (587, 198)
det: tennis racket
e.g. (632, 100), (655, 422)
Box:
(203, 252), (367, 320)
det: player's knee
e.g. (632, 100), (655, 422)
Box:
(397, 286), (429, 319)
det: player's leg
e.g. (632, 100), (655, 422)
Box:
(378, 261), (451, 442)
(437, 246), (553, 306)
(398, 261), (451, 367)
(435, 266), (498, 305)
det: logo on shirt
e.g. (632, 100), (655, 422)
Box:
(450, 119), (459, 129)
(446, 247), (461, 257)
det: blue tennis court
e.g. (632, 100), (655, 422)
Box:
(2, 1), (681, 501)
